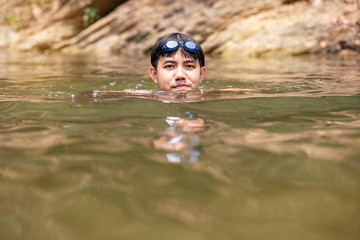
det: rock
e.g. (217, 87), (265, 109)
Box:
(1, 0), (359, 57)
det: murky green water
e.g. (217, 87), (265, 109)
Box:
(1, 52), (360, 240)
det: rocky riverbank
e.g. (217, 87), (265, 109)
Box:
(1, 0), (359, 57)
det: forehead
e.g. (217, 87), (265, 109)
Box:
(158, 50), (198, 63)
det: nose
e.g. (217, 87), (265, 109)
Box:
(174, 66), (186, 81)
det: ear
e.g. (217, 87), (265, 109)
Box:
(149, 66), (158, 85)
(199, 66), (206, 83)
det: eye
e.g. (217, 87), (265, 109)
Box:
(163, 64), (175, 69)
(185, 64), (196, 69)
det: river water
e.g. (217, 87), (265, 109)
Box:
(0, 52), (359, 240)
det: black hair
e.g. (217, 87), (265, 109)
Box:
(150, 32), (205, 70)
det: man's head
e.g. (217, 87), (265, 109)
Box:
(149, 33), (206, 91)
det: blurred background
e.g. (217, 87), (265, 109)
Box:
(1, 0), (359, 57)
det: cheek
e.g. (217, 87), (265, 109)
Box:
(156, 71), (173, 88)
(189, 70), (201, 81)
(159, 71), (172, 82)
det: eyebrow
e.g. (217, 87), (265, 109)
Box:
(162, 60), (176, 65)
(183, 59), (196, 64)
(162, 59), (196, 65)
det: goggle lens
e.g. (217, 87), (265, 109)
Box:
(183, 42), (198, 53)
(165, 41), (179, 50)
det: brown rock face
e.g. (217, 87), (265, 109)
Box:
(1, 0), (359, 57)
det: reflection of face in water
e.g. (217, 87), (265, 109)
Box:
(153, 113), (207, 163)
(175, 94), (188, 101)
(154, 91), (204, 104)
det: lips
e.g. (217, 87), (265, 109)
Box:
(171, 84), (191, 91)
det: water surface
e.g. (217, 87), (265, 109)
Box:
(0, 52), (360, 240)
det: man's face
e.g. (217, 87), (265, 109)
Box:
(149, 50), (206, 91)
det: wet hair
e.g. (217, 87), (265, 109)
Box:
(150, 32), (205, 70)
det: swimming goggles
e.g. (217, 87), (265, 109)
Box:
(162, 41), (198, 53)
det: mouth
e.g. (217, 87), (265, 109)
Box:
(171, 85), (191, 91)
